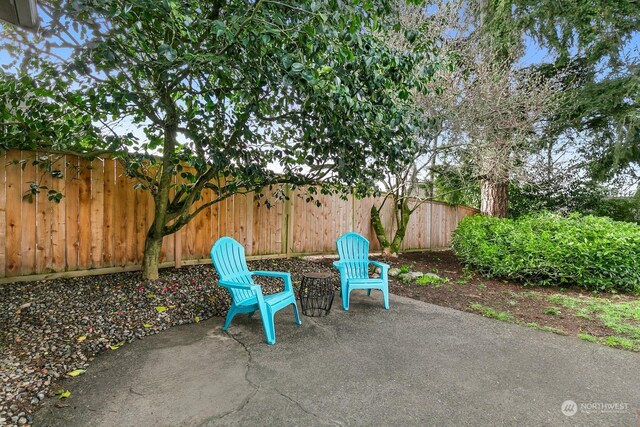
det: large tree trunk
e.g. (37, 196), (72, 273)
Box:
(371, 199), (412, 255)
(390, 199), (410, 253)
(480, 179), (508, 217)
(141, 89), (177, 280)
(141, 229), (164, 280)
(142, 184), (171, 280)
(371, 205), (392, 255)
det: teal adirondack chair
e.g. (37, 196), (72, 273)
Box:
(333, 232), (390, 310)
(210, 237), (301, 345)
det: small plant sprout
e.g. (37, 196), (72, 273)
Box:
(544, 307), (560, 316)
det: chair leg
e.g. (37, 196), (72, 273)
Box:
(223, 306), (238, 331)
(340, 284), (349, 310)
(382, 287), (390, 310)
(343, 288), (351, 311)
(292, 302), (302, 325)
(261, 307), (276, 345)
(367, 289), (372, 297)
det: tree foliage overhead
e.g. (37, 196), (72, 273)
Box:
(0, 0), (431, 278)
(501, 0), (640, 182)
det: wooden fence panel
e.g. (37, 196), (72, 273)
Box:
(22, 152), (37, 274)
(124, 173), (137, 265)
(78, 159), (92, 269)
(250, 192), (285, 256)
(5, 151), (22, 277)
(0, 151), (5, 276)
(290, 189), (338, 254)
(113, 162), (128, 266)
(0, 150), (479, 280)
(65, 156), (80, 271)
(90, 158), (105, 268)
(50, 156), (66, 272)
(102, 158), (116, 266)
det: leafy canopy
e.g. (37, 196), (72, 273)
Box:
(1, 0), (431, 220)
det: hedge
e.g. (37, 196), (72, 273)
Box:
(451, 212), (640, 293)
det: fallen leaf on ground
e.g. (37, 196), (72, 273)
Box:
(194, 316), (200, 323)
(67, 369), (86, 377)
(58, 390), (71, 399)
(109, 342), (124, 350)
(143, 323), (153, 328)
(77, 336), (86, 343)
(155, 306), (167, 313)
(15, 302), (32, 315)
(146, 293), (155, 299)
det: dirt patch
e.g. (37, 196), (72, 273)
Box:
(315, 250), (637, 341)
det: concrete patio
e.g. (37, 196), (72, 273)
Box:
(34, 293), (640, 426)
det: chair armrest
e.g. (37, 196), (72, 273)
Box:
(369, 260), (389, 271)
(251, 271), (293, 293)
(369, 260), (389, 279)
(219, 280), (261, 294)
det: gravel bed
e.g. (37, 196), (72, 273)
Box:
(0, 258), (336, 426)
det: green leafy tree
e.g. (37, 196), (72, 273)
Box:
(0, 0), (427, 279)
(493, 0), (640, 184)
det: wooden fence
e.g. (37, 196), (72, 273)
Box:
(0, 151), (478, 282)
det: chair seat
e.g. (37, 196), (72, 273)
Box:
(236, 290), (293, 308)
(347, 278), (385, 288)
(264, 291), (295, 306)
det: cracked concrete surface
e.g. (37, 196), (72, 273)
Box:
(34, 293), (640, 426)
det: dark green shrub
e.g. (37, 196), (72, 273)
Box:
(452, 212), (640, 293)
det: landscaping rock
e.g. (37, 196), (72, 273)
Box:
(388, 268), (401, 277)
(397, 271), (424, 282)
(424, 272), (441, 280)
(406, 271), (424, 280)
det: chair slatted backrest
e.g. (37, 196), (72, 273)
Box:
(210, 237), (256, 303)
(336, 232), (370, 279)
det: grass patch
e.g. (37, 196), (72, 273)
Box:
(524, 322), (569, 335)
(605, 336), (640, 351)
(544, 306), (560, 316)
(399, 264), (411, 274)
(577, 333), (640, 351)
(416, 275), (449, 287)
(469, 304), (514, 322)
(547, 294), (640, 339)
(578, 333), (599, 343)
